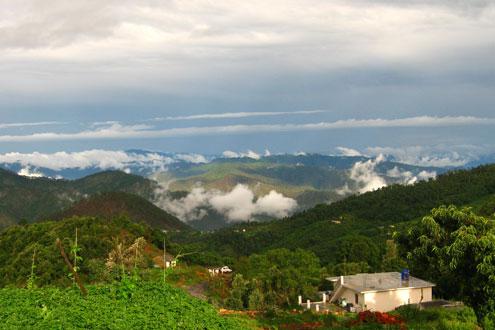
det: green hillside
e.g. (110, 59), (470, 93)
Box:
(164, 154), (442, 211)
(173, 164), (495, 265)
(0, 216), (164, 287)
(52, 192), (189, 231)
(0, 282), (253, 329)
(0, 169), (158, 227)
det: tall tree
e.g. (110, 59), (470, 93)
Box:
(396, 205), (495, 319)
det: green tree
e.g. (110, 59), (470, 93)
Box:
(226, 274), (249, 310)
(235, 248), (321, 307)
(381, 240), (407, 272)
(329, 261), (370, 276)
(396, 205), (495, 319)
(335, 235), (381, 269)
(248, 279), (265, 311)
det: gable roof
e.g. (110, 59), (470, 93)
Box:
(328, 272), (435, 293)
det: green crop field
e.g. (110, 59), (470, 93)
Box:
(0, 281), (255, 330)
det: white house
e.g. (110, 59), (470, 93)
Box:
(328, 272), (435, 312)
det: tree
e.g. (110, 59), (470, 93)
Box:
(248, 279), (265, 311)
(381, 240), (406, 272)
(225, 274), (249, 310)
(335, 235), (381, 269)
(329, 261), (370, 276)
(235, 248), (321, 307)
(396, 205), (495, 319)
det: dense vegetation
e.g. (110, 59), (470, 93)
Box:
(0, 168), (157, 227)
(174, 164), (495, 267)
(0, 281), (254, 329)
(0, 216), (166, 287)
(2, 163), (495, 328)
(226, 249), (322, 310)
(165, 154), (442, 229)
(52, 192), (189, 231)
(255, 306), (479, 330)
(397, 205), (495, 327)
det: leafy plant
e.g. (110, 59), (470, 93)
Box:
(26, 247), (37, 290)
(0, 281), (256, 329)
(67, 228), (83, 284)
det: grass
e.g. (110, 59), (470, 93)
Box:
(392, 305), (479, 330)
(0, 281), (256, 330)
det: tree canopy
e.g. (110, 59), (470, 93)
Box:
(396, 205), (495, 321)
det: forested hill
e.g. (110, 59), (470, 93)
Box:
(0, 169), (158, 227)
(175, 164), (495, 265)
(52, 192), (190, 231)
(287, 163), (495, 226)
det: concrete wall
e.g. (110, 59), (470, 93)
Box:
(339, 288), (365, 309)
(363, 287), (432, 312)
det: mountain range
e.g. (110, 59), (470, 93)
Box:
(0, 151), (449, 230)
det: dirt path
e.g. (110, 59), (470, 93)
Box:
(187, 282), (208, 300)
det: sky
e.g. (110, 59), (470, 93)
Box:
(1, 0), (495, 162)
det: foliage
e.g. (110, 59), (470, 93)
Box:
(254, 306), (479, 329)
(53, 191), (189, 231)
(396, 205), (495, 319)
(0, 216), (163, 287)
(393, 305), (478, 330)
(255, 310), (341, 330)
(26, 247), (38, 290)
(328, 262), (371, 276)
(230, 248), (322, 309)
(225, 274), (249, 310)
(174, 164), (495, 269)
(334, 235), (381, 269)
(0, 281), (255, 329)
(0, 169), (158, 226)
(380, 240), (407, 272)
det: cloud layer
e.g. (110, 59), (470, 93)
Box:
(0, 149), (207, 172)
(1, 116), (494, 143)
(1, 1), (494, 155)
(337, 154), (438, 195)
(152, 110), (326, 121)
(155, 184), (298, 223)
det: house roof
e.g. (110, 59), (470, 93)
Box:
(327, 272), (435, 293)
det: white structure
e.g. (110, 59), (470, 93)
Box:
(328, 272), (435, 312)
(208, 266), (232, 276)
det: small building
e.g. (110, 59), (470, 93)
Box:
(328, 272), (435, 312)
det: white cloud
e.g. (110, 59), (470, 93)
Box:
(337, 154), (438, 195)
(17, 166), (44, 178)
(151, 110), (326, 121)
(365, 144), (488, 167)
(1, 0), (494, 105)
(0, 149), (209, 173)
(222, 150), (261, 160)
(155, 184), (297, 223)
(0, 121), (63, 129)
(336, 147), (362, 156)
(386, 166), (437, 185)
(336, 183), (353, 196)
(157, 187), (213, 221)
(209, 185), (257, 221)
(349, 155), (387, 193)
(173, 153), (208, 164)
(1, 116), (494, 142)
(254, 190), (298, 218)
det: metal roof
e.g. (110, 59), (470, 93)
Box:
(327, 272), (435, 293)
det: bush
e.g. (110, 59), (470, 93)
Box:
(0, 281), (255, 329)
(394, 306), (478, 330)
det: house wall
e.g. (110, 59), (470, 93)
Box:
(339, 288), (365, 309)
(363, 287), (432, 312)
